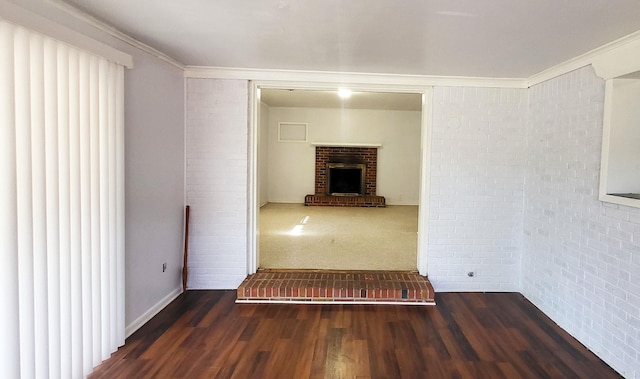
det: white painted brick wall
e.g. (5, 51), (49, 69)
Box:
(183, 72), (639, 377)
(428, 87), (527, 291)
(523, 66), (640, 378)
(186, 78), (249, 289)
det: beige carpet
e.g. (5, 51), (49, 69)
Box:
(259, 203), (418, 270)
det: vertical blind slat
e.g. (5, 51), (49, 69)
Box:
(29, 32), (50, 379)
(79, 51), (94, 376)
(57, 42), (72, 379)
(116, 64), (125, 345)
(107, 62), (118, 351)
(98, 58), (111, 360)
(68, 47), (84, 378)
(43, 37), (61, 378)
(89, 55), (103, 367)
(0, 21), (21, 379)
(15, 27), (36, 379)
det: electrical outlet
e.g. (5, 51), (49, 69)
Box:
(162, 262), (167, 272)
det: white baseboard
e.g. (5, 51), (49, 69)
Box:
(125, 285), (183, 338)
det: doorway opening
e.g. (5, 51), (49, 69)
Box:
(248, 84), (432, 275)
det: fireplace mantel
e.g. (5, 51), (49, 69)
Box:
(311, 142), (382, 148)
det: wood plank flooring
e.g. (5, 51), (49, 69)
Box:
(90, 291), (622, 379)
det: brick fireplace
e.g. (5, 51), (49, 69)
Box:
(305, 145), (386, 207)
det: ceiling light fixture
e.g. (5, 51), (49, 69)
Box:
(338, 88), (352, 99)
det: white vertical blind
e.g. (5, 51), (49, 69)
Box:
(0, 20), (125, 378)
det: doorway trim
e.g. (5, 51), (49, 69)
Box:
(247, 81), (433, 276)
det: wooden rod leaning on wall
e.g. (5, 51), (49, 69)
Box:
(183, 205), (190, 292)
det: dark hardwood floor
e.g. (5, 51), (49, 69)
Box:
(90, 291), (622, 379)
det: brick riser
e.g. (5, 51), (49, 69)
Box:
(236, 270), (435, 305)
(304, 194), (386, 207)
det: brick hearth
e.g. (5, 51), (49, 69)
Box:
(305, 145), (386, 207)
(304, 194), (385, 207)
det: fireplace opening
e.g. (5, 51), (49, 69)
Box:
(327, 163), (366, 196)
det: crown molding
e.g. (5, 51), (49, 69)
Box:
(46, 0), (184, 70)
(1, 0), (132, 67)
(185, 66), (529, 89)
(528, 30), (640, 86)
(591, 32), (640, 80)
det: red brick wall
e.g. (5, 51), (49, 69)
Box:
(314, 146), (378, 196)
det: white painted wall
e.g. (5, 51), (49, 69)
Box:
(427, 87), (527, 291)
(607, 78), (640, 193)
(258, 101), (270, 206)
(523, 66), (640, 379)
(11, 0), (186, 335)
(123, 50), (185, 332)
(186, 78), (249, 289)
(266, 107), (422, 205)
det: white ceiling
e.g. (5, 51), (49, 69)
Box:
(63, 0), (640, 78)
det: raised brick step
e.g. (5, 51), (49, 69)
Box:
(304, 194), (386, 207)
(237, 270), (435, 305)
